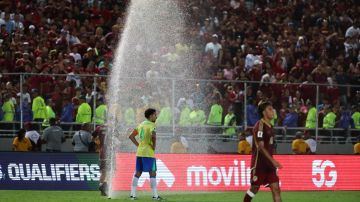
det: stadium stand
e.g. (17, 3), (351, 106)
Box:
(0, 0), (359, 153)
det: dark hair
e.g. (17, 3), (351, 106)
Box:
(24, 122), (33, 130)
(81, 123), (90, 130)
(258, 101), (272, 117)
(17, 128), (26, 141)
(144, 108), (156, 119)
(49, 118), (57, 126)
(92, 130), (99, 138)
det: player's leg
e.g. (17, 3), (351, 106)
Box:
(149, 170), (163, 201)
(99, 160), (108, 196)
(267, 168), (281, 202)
(131, 157), (143, 199)
(149, 171), (159, 198)
(148, 158), (163, 200)
(244, 168), (265, 202)
(243, 185), (260, 202)
(269, 182), (282, 202)
(144, 157), (163, 200)
(131, 171), (142, 199)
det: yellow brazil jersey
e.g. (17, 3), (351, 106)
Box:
(238, 140), (251, 154)
(136, 120), (156, 158)
(354, 143), (360, 154)
(13, 137), (32, 151)
(170, 142), (187, 154)
(292, 139), (309, 154)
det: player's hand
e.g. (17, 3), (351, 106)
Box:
(272, 160), (283, 169)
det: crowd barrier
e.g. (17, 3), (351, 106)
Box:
(1, 121), (358, 145)
(1, 73), (360, 144)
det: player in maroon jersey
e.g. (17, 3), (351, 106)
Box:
(243, 101), (283, 202)
(95, 126), (108, 196)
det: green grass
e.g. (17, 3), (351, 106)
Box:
(0, 191), (359, 202)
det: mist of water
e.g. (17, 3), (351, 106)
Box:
(105, 0), (198, 198)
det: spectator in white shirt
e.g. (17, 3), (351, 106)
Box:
(245, 129), (253, 148)
(304, 132), (317, 154)
(69, 31), (81, 45)
(205, 34), (222, 59)
(344, 37), (358, 58)
(25, 122), (41, 151)
(245, 48), (262, 71)
(260, 73), (276, 85)
(345, 21), (360, 38)
(66, 65), (82, 88)
(200, 18), (213, 36)
(230, 0), (241, 9)
(29, 24), (36, 33)
(13, 14), (24, 30)
(17, 84), (31, 104)
(70, 47), (82, 63)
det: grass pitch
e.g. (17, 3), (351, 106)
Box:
(0, 190), (359, 202)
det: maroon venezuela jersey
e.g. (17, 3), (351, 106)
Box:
(251, 119), (276, 170)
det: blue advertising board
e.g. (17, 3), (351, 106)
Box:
(0, 152), (100, 190)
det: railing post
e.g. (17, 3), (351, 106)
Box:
(20, 74), (24, 128)
(315, 84), (319, 141)
(93, 76), (97, 130)
(244, 82), (247, 129)
(172, 79), (175, 136)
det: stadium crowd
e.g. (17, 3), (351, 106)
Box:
(0, 0), (124, 128)
(0, 0), (360, 152)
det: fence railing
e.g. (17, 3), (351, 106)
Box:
(0, 73), (359, 144)
(1, 121), (359, 144)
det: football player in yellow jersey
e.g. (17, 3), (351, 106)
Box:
(129, 108), (163, 201)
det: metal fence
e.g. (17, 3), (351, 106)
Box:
(0, 73), (359, 144)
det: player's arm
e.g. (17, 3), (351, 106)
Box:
(151, 131), (156, 150)
(129, 129), (139, 147)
